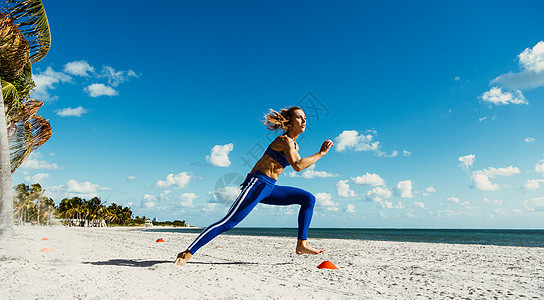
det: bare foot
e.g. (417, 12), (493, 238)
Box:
(296, 239), (324, 255)
(173, 250), (192, 266)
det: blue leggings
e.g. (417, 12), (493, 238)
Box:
(187, 171), (316, 254)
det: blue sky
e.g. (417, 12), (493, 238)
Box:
(12, 0), (544, 228)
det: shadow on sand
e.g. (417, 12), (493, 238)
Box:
(83, 259), (172, 267)
(187, 261), (293, 266)
(83, 259), (293, 267)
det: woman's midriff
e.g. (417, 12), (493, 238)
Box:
(251, 154), (284, 180)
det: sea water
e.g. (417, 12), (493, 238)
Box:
(144, 227), (544, 248)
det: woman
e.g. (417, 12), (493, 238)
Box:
(174, 106), (333, 266)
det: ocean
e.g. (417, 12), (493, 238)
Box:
(144, 227), (544, 248)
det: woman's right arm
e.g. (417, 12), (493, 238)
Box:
(285, 139), (333, 172)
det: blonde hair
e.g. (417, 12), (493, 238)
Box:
(263, 106), (302, 131)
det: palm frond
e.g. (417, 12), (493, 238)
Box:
(1, 78), (20, 110)
(2, 62), (36, 133)
(1, 78), (23, 125)
(8, 98), (51, 173)
(1, 61), (35, 124)
(11, 60), (34, 101)
(3, 0), (50, 63)
(0, 12), (30, 79)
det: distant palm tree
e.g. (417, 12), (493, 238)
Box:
(58, 197), (84, 226)
(1, 0), (52, 239)
(13, 183), (38, 224)
(38, 196), (54, 225)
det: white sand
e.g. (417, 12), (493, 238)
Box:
(1, 226), (543, 299)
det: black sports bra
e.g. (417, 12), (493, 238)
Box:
(264, 138), (297, 168)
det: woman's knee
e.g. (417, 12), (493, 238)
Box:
(302, 192), (316, 208)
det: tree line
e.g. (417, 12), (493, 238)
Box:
(13, 183), (151, 227)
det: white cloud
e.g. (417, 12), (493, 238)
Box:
(33, 62), (139, 101)
(478, 166), (521, 177)
(483, 198), (503, 206)
(20, 152), (59, 170)
(345, 204), (356, 213)
(492, 208), (506, 215)
(422, 186), (436, 197)
(458, 154), (475, 171)
(64, 60), (94, 76)
(336, 180), (357, 197)
(403, 150), (412, 157)
(334, 130), (380, 153)
(478, 115), (497, 122)
(24, 173), (50, 183)
(523, 179), (544, 191)
(377, 201), (393, 209)
(316, 193), (338, 211)
(84, 83), (118, 97)
(203, 203), (218, 213)
(519, 41), (544, 72)
(32, 66), (72, 101)
(471, 173), (500, 191)
(365, 187), (392, 204)
(447, 196), (460, 203)
(491, 41), (544, 90)
(288, 164), (340, 178)
(56, 106), (87, 117)
(352, 172), (385, 186)
(492, 69), (544, 90)
(66, 179), (98, 194)
(535, 159), (544, 175)
(159, 190), (171, 201)
(101, 66), (139, 87)
(209, 186), (240, 204)
(396, 180), (414, 198)
(156, 172), (192, 189)
(385, 150), (398, 158)
(179, 193), (198, 208)
(525, 137), (535, 143)
(524, 197), (544, 212)
(471, 166), (520, 191)
(127, 176), (136, 181)
(206, 143), (234, 167)
(61, 179), (110, 198)
(480, 87), (527, 105)
(142, 194), (157, 208)
(413, 201), (425, 209)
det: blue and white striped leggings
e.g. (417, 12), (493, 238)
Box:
(187, 170), (316, 254)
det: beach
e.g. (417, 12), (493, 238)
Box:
(1, 226), (543, 299)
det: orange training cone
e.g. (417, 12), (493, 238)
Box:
(41, 237), (49, 240)
(317, 260), (338, 269)
(40, 248), (54, 253)
(156, 238), (165, 242)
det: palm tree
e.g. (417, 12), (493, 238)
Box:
(12, 182), (52, 225)
(12, 182), (38, 224)
(1, 0), (52, 239)
(38, 196), (54, 225)
(106, 203), (122, 227)
(57, 197), (84, 226)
